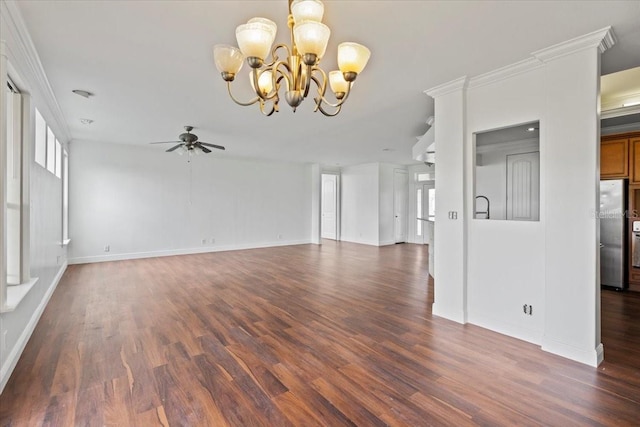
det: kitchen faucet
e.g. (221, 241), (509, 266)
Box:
(475, 195), (490, 219)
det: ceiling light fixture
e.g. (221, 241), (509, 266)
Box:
(72, 89), (93, 98)
(213, 0), (370, 117)
(80, 118), (94, 125)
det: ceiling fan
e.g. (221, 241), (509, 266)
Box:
(150, 126), (225, 154)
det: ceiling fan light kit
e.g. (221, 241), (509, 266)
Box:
(150, 126), (225, 157)
(213, 0), (370, 117)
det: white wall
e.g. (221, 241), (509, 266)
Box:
(340, 162), (407, 246)
(1, 1), (70, 393)
(69, 141), (312, 263)
(427, 28), (613, 365)
(340, 163), (379, 246)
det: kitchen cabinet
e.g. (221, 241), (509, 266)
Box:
(632, 138), (640, 183)
(600, 137), (628, 178)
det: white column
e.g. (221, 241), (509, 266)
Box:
(425, 77), (469, 324)
(535, 28), (614, 366)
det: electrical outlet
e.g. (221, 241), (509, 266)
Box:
(210, 238), (215, 244)
(2, 330), (7, 351)
(104, 245), (110, 252)
(56, 255), (61, 265)
(523, 304), (533, 315)
(201, 239), (207, 245)
(277, 234), (283, 240)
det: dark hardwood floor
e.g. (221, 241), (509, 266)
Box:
(1, 242), (639, 426)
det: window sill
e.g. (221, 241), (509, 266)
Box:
(1, 277), (39, 313)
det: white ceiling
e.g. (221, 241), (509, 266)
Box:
(14, 0), (640, 167)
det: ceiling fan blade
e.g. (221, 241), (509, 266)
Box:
(199, 141), (226, 150)
(166, 144), (183, 152)
(150, 141), (181, 144)
(200, 146), (212, 154)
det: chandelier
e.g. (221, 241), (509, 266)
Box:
(213, 0), (371, 117)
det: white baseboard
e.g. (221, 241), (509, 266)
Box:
(467, 312), (543, 346)
(0, 262), (67, 394)
(68, 239), (312, 264)
(541, 336), (604, 367)
(432, 302), (467, 324)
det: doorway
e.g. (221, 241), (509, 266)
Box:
(394, 170), (408, 243)
(321, 173), (338, 240)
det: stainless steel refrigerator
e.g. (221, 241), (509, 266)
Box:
(600, 179), (626, 289)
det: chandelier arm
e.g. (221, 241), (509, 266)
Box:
(308, 67), (328, 101)
(226, 81), (261, 106)
(316, 102), (343, 117)
(259, 99), (277, 116)
(309, 74), (353, 110)
(274, 60), (293, 92)
(302, 64), (314, 98)
(269, 44), (292, 66)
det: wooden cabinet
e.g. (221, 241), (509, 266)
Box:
(600, 138), (628, 178)
(632, 138), (640, 183)
(602, 132), (640, 292)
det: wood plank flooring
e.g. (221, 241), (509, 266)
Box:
(1, 241), (639, 426)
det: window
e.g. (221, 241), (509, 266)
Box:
(62, 148), (69, 243)
(34, 108), (46, 167)
(55, 139), (62, 178)
(428, 188), (436, 220)
(474, 121), (540, 221)
(5, 82), (22, 286)
(416, 188), (422, 236)
(46, 126), (55, 174)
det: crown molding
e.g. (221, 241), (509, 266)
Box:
(602, 93), (640, 112)
(468, 58), (543, 90)
(532, 26), (616, 63)
(424, 76), (468, 99)
(475, 137), (539, 155)
(0, 0), (71, 143)
(601, 104), (640, 120)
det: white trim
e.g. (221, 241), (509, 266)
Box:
(532, 26), (615, 63)
(432, 303), (467, 324)
(68, 240), (312, 265)
(1, 277), (38, 313)
(467, 312), (543, 346)
(475, 137), (539, 155)
(541, 336), (604, 367)
(468, 58), (542, 90)
(601, 105), (640, 120)
(601, 123), (640, 136)
(0, 0), (70, 142)
(0, 263), (66, 394)
(424, 76), (468, 99)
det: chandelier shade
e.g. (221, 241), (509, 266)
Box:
(235, 18), (277, 60)
(213, 0), (370, 116)
(337, 42), (371, 75)
(293, 21), (330, 58)
(213, 45), (244, 79)
(291, 0), (324, 23)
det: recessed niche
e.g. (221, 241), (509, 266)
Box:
(474, 121), (540, 221)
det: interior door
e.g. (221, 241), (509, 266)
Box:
(507, 152), (540, 221)
(394, 170), (408, 243)
(321, 174), (337, 240)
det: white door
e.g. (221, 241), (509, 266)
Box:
(321, 174), (337, 240)
(507, 152), (540, 221)
(394, 170), (408, 243)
